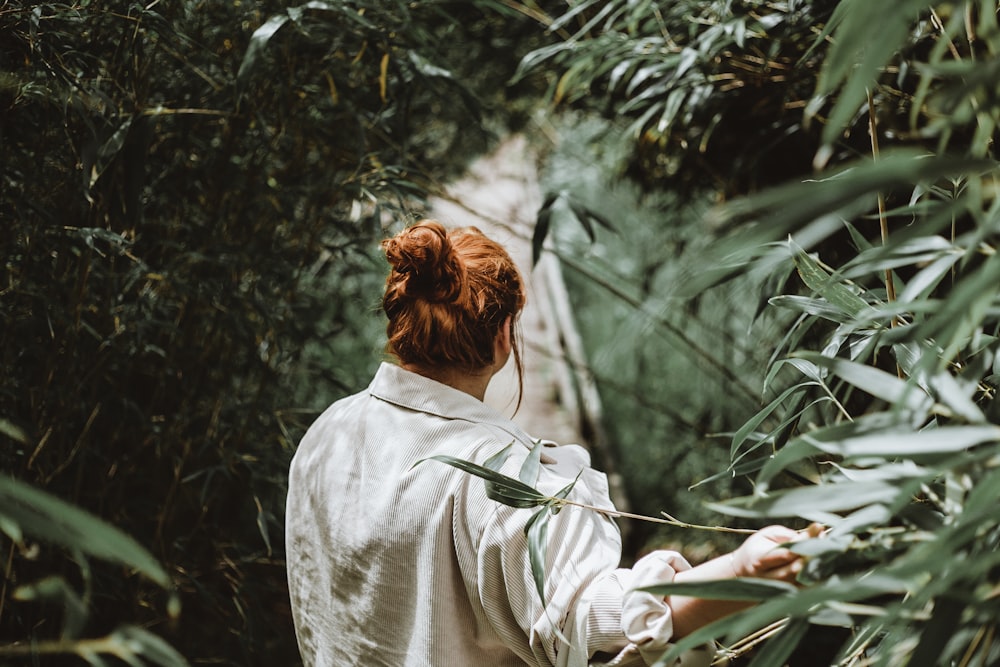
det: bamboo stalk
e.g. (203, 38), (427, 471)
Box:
(866, 88), (895, 308)
(715, 619), (789, 663)
(867, 87), (903, 379)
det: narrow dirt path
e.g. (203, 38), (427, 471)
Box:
(427, 137), (633, 540)
(427, 135), (582, 446)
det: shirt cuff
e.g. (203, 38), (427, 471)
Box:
(623, 551), (687, 657)
(622, 550), (713, 667)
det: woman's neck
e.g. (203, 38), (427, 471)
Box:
(401, 363), (493, 401)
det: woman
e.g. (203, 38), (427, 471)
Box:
(285, 220), (810, 667)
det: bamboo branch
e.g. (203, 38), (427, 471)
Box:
(549, 496), (756, 534)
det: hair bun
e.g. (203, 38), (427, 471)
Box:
(383, 221), (465, 304)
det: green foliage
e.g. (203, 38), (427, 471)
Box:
(520, 0), (1000, 663)
(531, 115), (787, 555)
(516, 0), (841, 195)
(0, 475), (185, 665)
(3, 0), (995, 663)
(689, 227), (1000, 664)
(0, 476), (170, 589)
(1, 0), (549, 663)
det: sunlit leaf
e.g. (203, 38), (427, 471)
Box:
(922, 365), (987, 423)
(769, 295), (853, 323)
(714, 479), (917, 519)
(483, 442), (513, 471)
(914, 252), (1000, 368)
(897, 253), (961, 303)
(821, 424), (1000, 459)
(840, 235), (957, 278)
(519, 440), (543, 486)
(792, 352), (932, 414)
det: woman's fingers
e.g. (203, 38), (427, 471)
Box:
(761, 558), (804, 583)
(754, 522), (828, 580)
(754, 546), (797, 571)
(736, 523), (828, 579)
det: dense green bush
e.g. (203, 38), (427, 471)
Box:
(522, 0), (1000, 663)
(531, 114), (788, 558)
(0, 1), (548, 663)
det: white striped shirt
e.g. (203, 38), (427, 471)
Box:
(285, 362), (712, 666)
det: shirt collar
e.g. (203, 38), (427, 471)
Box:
(368, 362), (534, 448)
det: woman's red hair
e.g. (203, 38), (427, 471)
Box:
(381, 220), (526, 401)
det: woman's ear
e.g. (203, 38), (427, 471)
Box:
(495, 315), (513, 356)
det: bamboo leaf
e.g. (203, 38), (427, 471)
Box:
(906, 597), (963, 667)
(548, 0), (603, 34)
(791, 243), (873, 319)
(236, 12), (291, 95)
(513, 42), (579, 83)
(418, 454), (546, 508)
(840, 235), (957, 279)
(916, 253), (1000, 367)
(532, 192), (559, 266)
(746, 616), (810, 667)
(567, 200), (596, 242)
(923, 365), (987, 423)
(769, 295), (853, 323)
(754, 436), (821, 492)
(549, 471), (582, 515)
(519, 439), (544, 486)
(0, 476), (170, 588)
(821, 424), (1000, 460)
(898, 252), (962, 303)
(483, 443), (513, 471)
(525, 508), (551, 603)
(756, 411), (930, 489)
(713, 479), (916, 519)
(108, 625), (190, 667)
(793, 352), (932, 413)
(640, 577), (797, 601)
(815, 0), (927, 149)
(0, 416), (28, 444)
(13, 576), (88, 639)
(684, 153), (993, 293)
(731, 382), (810, 459)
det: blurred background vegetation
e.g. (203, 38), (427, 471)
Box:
(2, 1), (999, 665)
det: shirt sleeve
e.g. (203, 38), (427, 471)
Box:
(469, 456), (625, 665)
(456, 441), (713, 667)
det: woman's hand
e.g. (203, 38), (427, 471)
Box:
(667, 523), (822, 638)
(731, 523), (823, 582)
